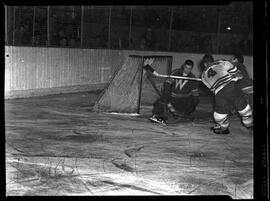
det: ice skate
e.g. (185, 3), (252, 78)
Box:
(211, 124), (230, 134)
(149, 115), (166, 125)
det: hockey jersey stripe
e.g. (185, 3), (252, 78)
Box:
(213, 77), (234, 93)
(227, 66), (238, 73)
(211, 74), (232, 89)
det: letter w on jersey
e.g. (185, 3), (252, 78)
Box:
(175, 80), (188, 90)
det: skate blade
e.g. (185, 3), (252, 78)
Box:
(149, 118), (166, 125)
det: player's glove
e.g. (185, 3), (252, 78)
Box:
(143, 64), (155, 73)
(232, 71), (243, 81)
(143, 64), (160, 77)
(167, 103), (177, 114)
(190, 89), (199, 96)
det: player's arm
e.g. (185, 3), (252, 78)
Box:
(171, 93), (190, 98)
(227, 61), (243, 81)
(201, 72), (213, 90)
(171, 90), (198, 98)
(231, 68), (243, 81)
(171, 85), (199, 98)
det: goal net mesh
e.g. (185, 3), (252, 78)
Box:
(93, 55), (172, 114)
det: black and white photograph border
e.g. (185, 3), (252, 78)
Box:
(3, 0), (268, 199)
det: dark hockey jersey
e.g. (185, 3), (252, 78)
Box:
(168, 68), (198, 96)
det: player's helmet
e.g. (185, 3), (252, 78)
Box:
(232, 53), (244, 64)
(200, 54), (214, 72)
(202, 54), (214, 63)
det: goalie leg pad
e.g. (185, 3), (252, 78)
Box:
(152, 99), (170, 120)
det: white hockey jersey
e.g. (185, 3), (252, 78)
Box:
(201, 60), (239, 95)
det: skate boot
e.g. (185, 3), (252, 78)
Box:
(246, 124), (253, 131)
(211, 124), (230, 134)
(149, 115), (166, 125)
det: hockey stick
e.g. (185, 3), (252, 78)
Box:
(156, 74), (202, 81)
(143, 65), (202, 81)
(146, 75), (162, 97)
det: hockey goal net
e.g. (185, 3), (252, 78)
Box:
(93, 55), (173, 114)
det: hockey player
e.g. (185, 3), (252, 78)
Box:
(199, 54), (215, 107)
(201, 59), (253, 134)
(145, 59), (199, 124)
(229, 53), (253, 108)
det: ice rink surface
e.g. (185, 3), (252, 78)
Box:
(5, 91), (253, 198)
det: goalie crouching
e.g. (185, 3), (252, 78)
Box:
(144, 59), (199, 124)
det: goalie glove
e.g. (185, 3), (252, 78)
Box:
(143, 64), (159, 76)
(143, 64), (154, 73)
(167, 103), (176, 114)
(167, 103), (183, 119)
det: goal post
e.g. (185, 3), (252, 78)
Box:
(93, 55), (173, 114)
